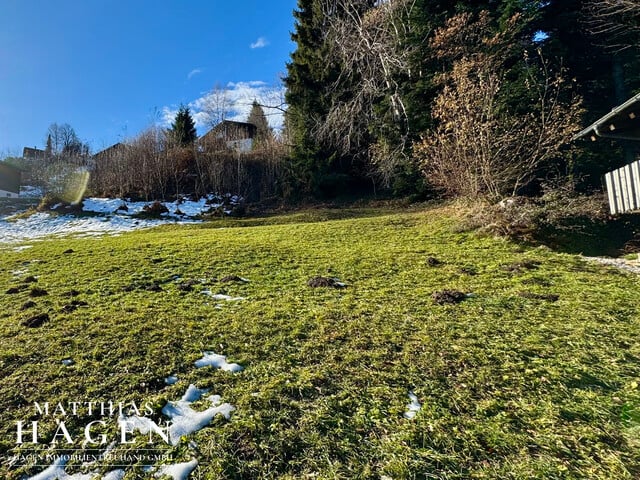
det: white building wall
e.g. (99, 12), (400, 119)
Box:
(227, 138), (253, 152)
(0, 189), (19, 199)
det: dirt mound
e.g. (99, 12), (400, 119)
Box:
(307, 276), (347, 288)
(220, 275), (248, 283)
(29, 287), (48, 297)
(61, 300), (89, 313)
(426, 256), (442, 266)
(432, 290), (467, 305)
(22, 313), (49, 328)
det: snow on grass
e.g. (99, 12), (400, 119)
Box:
(152, 459), (198, 480)
(81, 195), (226, 218)
(404, 391), (421, 420)
(162, 384), (235, 446)
(0, 195), (239, 244)
(119, 384), (234, 447)
(102, 471), (125, 480)
(12, 245), (33, 252)
(26, 456), (68, 480)
(0, 213), (166, 244)
(20, 185), (44, 198)
(26, 456), (124, 480)
(62, 359), (74, 366)
(165, 375), (179, 385)
(117, 412), (161, 440)
(201, 290), (245, 301)
(194, 352), (244, 372)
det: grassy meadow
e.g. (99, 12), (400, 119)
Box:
(0, 205), (639, 479)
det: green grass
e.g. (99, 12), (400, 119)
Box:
(1, 205), (640, 479)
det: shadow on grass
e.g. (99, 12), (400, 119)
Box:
(534, 214), (640, 257)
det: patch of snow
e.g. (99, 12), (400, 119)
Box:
(404, 391), (421, 420)
(165, 375), (179, 385)
(152, 459), (198, 480)
(102, 471), (125, 480)
(20, 185), (44, 198)
(180, 384), (209, 402)
(25, 456), (117, 480)
(81, 195), (225, 219)
(162, 384), (235, 446)
(26, 456), (68, 480)
(12, 245), (33, 252)
(194, 352), (244, 372)
(0, 193), (241, 244)
(117, 413), (161, 439)
(0, 212), (167, 244)
(583, 256), (640, 275)
(119, 384), (234, 447)
(62, 359), (74, 366)
(201, 290), (245, 302)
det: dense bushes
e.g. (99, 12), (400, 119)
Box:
(89, 127), (286, 202)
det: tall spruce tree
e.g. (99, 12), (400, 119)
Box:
(170, 105), (197, 147)
(284, 0), (335, 196)
(247, 100), (273, 148)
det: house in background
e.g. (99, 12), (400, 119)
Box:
(93, 143), (128, 163)
(574, 92), (640, 214)
(23, 146), (47, 163)
(199, 120), (257, 153)
(0, 162), (22, 198)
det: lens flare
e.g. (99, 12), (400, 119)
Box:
(61, 169), (90, 205)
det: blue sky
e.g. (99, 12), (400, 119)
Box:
(0, 0), (297, 156)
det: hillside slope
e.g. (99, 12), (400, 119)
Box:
(1, 207), (639, 479)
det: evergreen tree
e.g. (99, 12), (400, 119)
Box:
(45, 134), (52, 155)
(284, 0), (336, 196)
(247, 100), (273, 148)
(170, 105), (197, 147)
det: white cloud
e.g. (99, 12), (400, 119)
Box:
(161, 81), (286, 134)
(250, 37), (269, 49)
(187, 68), (202, 80)
(162, 106), (178, 127)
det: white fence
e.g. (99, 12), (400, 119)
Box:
(604, 159), (640, 214)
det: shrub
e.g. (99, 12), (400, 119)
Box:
(137, 201), (169, 218)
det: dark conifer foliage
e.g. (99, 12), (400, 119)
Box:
(247, 100), (273, 148)
(283, 0), (640, 197)
(170, 105), (197, 147)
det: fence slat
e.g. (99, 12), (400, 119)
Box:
(605, 171), (617, 214)
(605, 159), (640, 214)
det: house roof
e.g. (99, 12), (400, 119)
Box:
(573, 92), (640, 142)
(0, 162), (21, 193)
(199, 121), (257, 144)
(93, 142), (127, 160)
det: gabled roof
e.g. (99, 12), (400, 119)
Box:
(93, 142), (128, 160)
(199, 121), (257, 144)
(573, 92), (640, 142)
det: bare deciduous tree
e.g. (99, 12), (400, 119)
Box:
(584, 0), (640, 51)
(199, 84), (232, 128)
(414, 12), (584, 201)
(317, 0), (416, 185)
